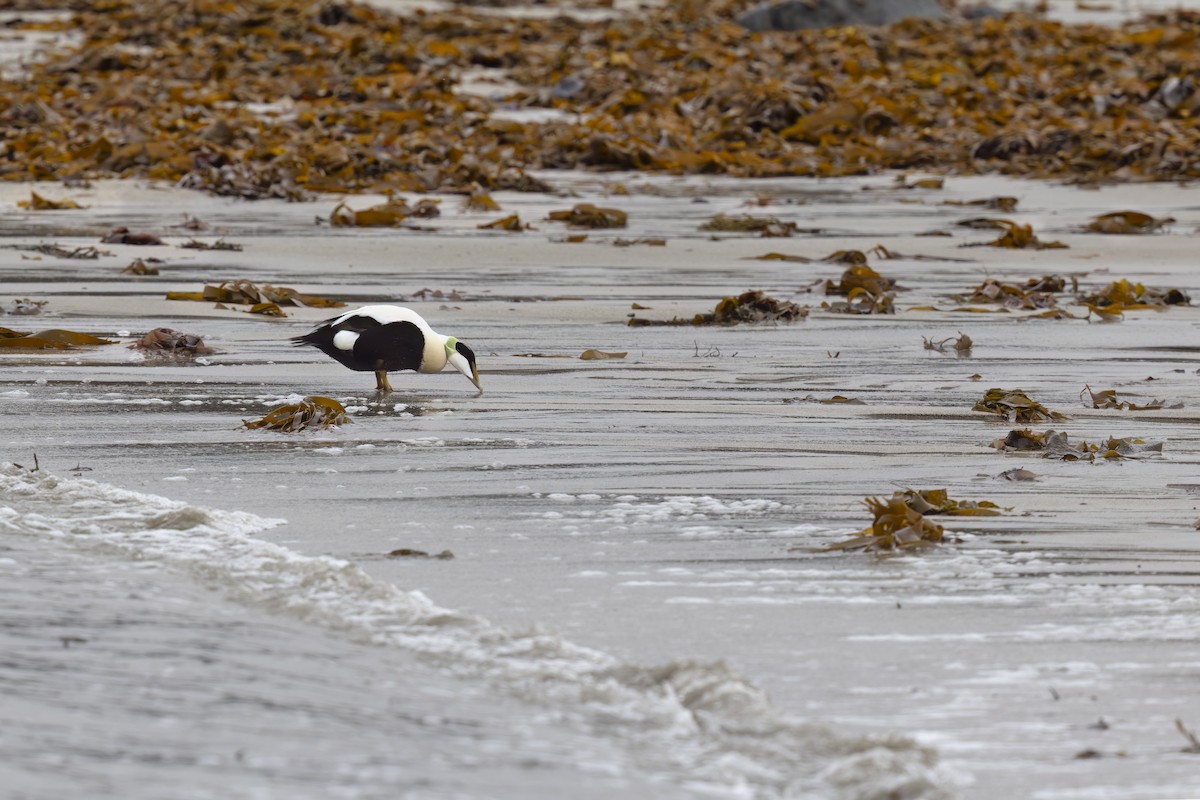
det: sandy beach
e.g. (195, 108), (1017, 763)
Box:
(4, 170), (1200, 799)
(4, 0), (1200, 797)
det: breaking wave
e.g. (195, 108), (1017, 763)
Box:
(0, 463), (953, 799)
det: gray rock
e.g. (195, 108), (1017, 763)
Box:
(737, 0), (948, 32)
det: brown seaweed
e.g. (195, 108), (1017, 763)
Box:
(131, 328), (215, 356)
(547, 204), (627, 229)
(821, 489), (1001, 553)
(243, 396), (350, 432)
(973, 388), (1068, 423)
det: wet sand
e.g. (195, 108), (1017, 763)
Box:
(3, 172), (1200, 798)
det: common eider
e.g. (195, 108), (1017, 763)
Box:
(292, 304), (481, 393)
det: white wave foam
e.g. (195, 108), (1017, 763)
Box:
(0, 464), (954, 799)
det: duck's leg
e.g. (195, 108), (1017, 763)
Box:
(374, 370), (393, 393)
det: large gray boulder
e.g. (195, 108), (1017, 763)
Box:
(737, 0), (949, 32)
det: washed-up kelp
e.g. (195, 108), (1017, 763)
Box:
(101, 228), (165, 246)
(700, 214), (797, 237)
(1085, 211), (1173, 234)
(121, 258), (159, 275)
(131, 328), (215, 356)
(10, 2), (1200, 197)
(752, 252), (812, 263)
(579, 349), (627, 360)
(954, 276), (1071, 310)
(821, 264), (895, 314)
(10, 244), (107, 259)
(923, 332), (972, 353)
(630, 290), (807, 326)
(4, 298), (47, 315)
(823, 489), (1000, 552)
(1077, 279), (1189, 318)
(179, 238), (243, 251)
(944, 196), (1018, 212)
(514, 349), (627, 359)
(993, 428), (1163, 461)
(462, 190), (500, 212)
(243, 396), (350, 432)
(824, 263), (894, 295)
(0, 328), (115, 349)
(613, 237), (666, 247)
(17, 191), (85, 210)
(331, 197), (440, 227)
(974, 388), (1068, 423)
(386, 548), (454, 559)
(547, 204), (627, 228)
(962, 220), (1067, 250)
(166, 280), (344, 309)
(1081, 384), (1176, 410)
(477, 213), (527, 231)
(783, 394), (866, 405)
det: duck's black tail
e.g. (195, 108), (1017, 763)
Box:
(291, 329), (324, 348)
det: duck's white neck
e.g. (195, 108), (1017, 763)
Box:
(419, 331), (450, 373)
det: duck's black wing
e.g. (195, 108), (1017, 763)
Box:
(292, 314), (424, 373)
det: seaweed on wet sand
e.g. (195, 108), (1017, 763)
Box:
(179, 238), (243, 251)
(165, 280), (345, 311)
(1085, 211), (1173, 234)
(478, 213), (528, 232)
(993, 428), (1163, 461)
(387, 548), (454, 560)
(923, 332), (972, 353)
(121, 259), (159, 275)
(820, 263), (896, 315)
(628, 290), (807, 326)
(1077, 279), (1189, 320)
(331, 197), (441, 227)
(820, 489), (1001, 553)
(699, 214), (797, 237)
(243, 396), (350, 432)
(131, 328), (215, 356)
(4, 298), (47, 315)
(0, 328), (116, 349)
(1080, 384), (1175, 411)
(17, 191), (85, 210)
(547, 204), (627, 229)
(960, 220), (1067, 250)
(973, 388), (1068, 424)
(953, 276), (1070, 310)
(101, 228), (165, 246)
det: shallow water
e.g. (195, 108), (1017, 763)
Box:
(3, 173), (1200, 799)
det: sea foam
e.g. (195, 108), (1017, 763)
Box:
(0, 463), (954, 799)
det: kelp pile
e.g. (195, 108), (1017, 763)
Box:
(243, 396), (350, 432)
(331, 196), (441, 227)
(973, 388), (1068, 423)
(821, 261), (897, 314)
(959, 219), (1067, 250)
(953, 275), (1072, 310)
(0, 327), (115, 349)
(1085, 210), (1173, 234)
(823, 489), (1001, 552)
(629, 289), (807, 326)
(166, 280), (344, 315)
(548, 204), (627, 229)
(700, 214), (797, 237)
(1080, 384), (1176, 410)
(7, 2), (1200, 196)
(131, 327), (215, 356)
(993, 428), (1163, 461)
(1077, 278), (1190, 319)
(923, 332), (972, 353)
